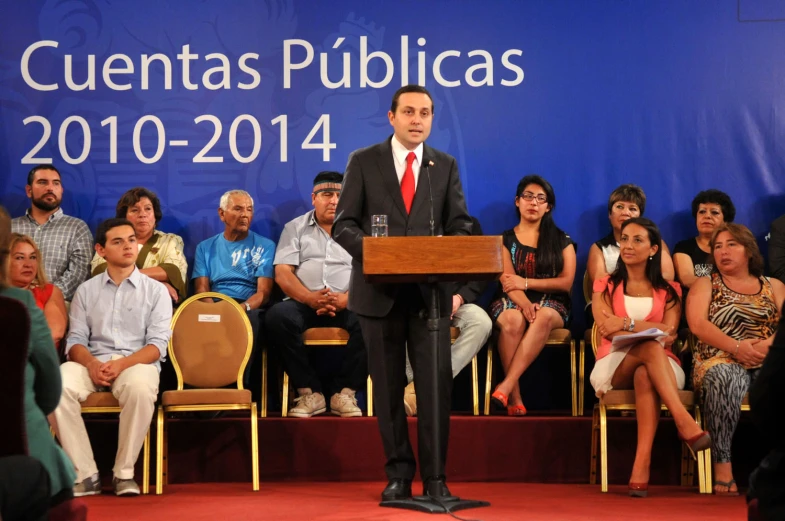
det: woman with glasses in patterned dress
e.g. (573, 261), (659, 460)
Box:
(489, 175), (576, 416)
(687, 223), (784, 496)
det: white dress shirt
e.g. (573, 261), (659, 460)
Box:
(390, 135), (424, 190)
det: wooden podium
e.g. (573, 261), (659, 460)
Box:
(364, 235), (503, 514)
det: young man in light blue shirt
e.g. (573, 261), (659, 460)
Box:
(54, 218), (172, 497)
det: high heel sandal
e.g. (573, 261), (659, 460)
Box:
(679, 430), (711, 459)
(490, 388), (508, 409)
(628, 482), (648, 498)
(507, 404), (527, 416)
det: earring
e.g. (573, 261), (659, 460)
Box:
(648, 256), (653, 261)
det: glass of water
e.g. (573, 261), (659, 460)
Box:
(371, 214), (388, 237)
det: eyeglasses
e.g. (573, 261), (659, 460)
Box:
(520, 192), (547, 204)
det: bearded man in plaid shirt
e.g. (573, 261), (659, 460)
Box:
(11, 164), (93, 301)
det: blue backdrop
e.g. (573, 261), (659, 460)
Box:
(2, 0), (784, 316)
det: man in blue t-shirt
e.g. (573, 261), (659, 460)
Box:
(192, 189), (275, 392)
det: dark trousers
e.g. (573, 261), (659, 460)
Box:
(748, 321), (785, 521)
(0, 455), (50, 521)
(357, 285), (452, 482)
(243, 306), (267, 402)
(265, 300), (367, 395)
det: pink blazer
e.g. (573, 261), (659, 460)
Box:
(593, 275), (682, 363)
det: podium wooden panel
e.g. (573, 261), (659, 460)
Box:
(363, 236), (503, 283)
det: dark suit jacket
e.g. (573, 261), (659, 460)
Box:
(333, 136), (472, 317)
(769, 214), (785, 285)
(751, 317), (785, 448)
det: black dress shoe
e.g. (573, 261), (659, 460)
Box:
(423, 476), (452, 498)
(381, 479), (412, 501)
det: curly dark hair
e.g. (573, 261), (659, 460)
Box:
(115, 187), (163, 225)
(690, 189), (735, 222)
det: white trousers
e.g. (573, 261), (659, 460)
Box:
(54, 360), (159, 482)
(405, 303), (493, 382)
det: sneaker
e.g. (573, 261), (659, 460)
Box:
(330, 388), (362, 417)
(288, 391), (326, 418)
(73, 473), (101, 497)
(403, 381), (417, 417)
(113, 476), (140, 496)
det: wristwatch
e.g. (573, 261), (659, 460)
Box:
(244, 302), (251, 312)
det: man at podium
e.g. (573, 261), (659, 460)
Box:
(333, 85), (472, 501)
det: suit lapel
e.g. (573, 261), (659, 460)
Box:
(376, 137), (408, 219)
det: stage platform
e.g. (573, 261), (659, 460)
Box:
(84, 482), (749, 521)
(85, 414), (764, 488)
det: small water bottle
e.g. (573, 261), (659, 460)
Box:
(371, 214), (388, 237)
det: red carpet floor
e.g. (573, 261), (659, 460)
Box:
(83, 482), (746, 521)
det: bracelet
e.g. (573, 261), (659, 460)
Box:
(629, 318), (635, 332)
(623, 317), (628, 331)
(524, 277), (528, 291)
(734, 341), (740, 355)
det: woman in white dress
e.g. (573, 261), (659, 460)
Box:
(590, 217), (709, 497)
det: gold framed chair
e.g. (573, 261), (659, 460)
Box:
(483, 328), (583, 416)
(80, 393), (152, 494)
(583, 270), (593, 304)
(578, 270), (594, 416)
(279, 327), (373, 417)
(155, 292), (259, 494)
(588, 324), (708, 493)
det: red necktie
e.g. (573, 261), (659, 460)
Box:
(401, 152), (416, 213)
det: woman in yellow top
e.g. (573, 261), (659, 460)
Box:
(91, 187), (187, 303)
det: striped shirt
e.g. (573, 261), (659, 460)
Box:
(11, 208), (93, 300)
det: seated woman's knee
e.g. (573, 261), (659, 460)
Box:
(496, 310), (525, 337)
(633, 365), (653, 391)
(531, 307), (560, 331)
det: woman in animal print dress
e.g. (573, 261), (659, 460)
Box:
(687, 223), (785, 496)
